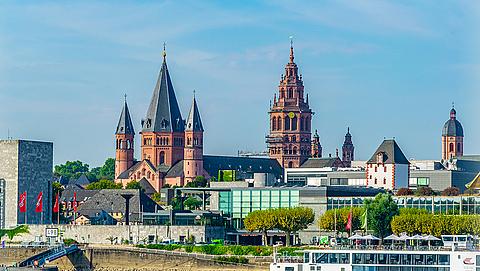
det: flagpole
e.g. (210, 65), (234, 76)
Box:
(25, 192), (27, 225)
(334, 208), (337, 234)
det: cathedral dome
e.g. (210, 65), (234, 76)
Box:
(442, 108), (463, 137)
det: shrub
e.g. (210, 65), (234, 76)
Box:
(415, 187), (435, 196)
(63, 238), (78, 246)
(442, 187), (460, 196)
(396, 188), (414, 196)
(214, 256), (248, 264)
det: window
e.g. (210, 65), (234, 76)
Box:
(384, 166), (387, 173)
(284, 117), (290, 130)
(277, 118), (281, 131)
(159, 151), (165, 165)
(291, 116), (297, 130)
(272, 117), (277, 131)
(374, 178), (377, 184)
(383, 178), (386, 185)
(376, 152), (384, 163)
(457, 143), (461, 152)
(449, 143), (454, 152)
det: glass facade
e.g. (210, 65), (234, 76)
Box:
(219, 188), (300, 228)
(328, 196), (480, 215)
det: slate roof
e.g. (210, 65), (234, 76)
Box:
(138, 177), (156, 195)
(165, 161), (184, 178)
(117, 160), (168, 180)
(61, 185), (98, 202)
(367, 139), (410, 164)
(442, 109), (464, 137)
(142, 54), (184, 133)
(185, 96), (203, 132)
(68, 174), (91, 187)
(116, 99), (135, 135)
(300, 157), (344, 168)
(77, 189), (161, 216)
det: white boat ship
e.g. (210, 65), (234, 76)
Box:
(271, 235), (480, 271)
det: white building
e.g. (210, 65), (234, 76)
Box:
(366, 139), (410, 190)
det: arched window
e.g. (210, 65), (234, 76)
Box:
(159, 151), (165, 165)
(449, 143), (454, 152)
(288, 89), (293, 98)
(457, 143), (461, 152)
(147, 171), (151, 178)
(305, 117), (310, 131)
(126, 139), (131, 149)
(166, 138), (169, 145)
(272, 117), (277, 131)
(300, 117), (304, 131)
(187, 137), (191, 146)
(291, 116), (297, 130)
(142, 168), (146, 176)
(288, 161), (293, 168)
(284, 117), (290, 130)
(293, 147), (297, 155)
(277, 118), (281, 130)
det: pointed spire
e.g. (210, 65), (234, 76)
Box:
(289, 37), (295, 63)
(162, 42), (167, 61)
(313, 129), (319, 139)
(116, 95), (135, 135)
(142, 46), (184, 133)
(185, 92), (204, 132)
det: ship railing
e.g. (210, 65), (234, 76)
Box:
(275, 255), (303, 263)
(328, 245), (453, 251)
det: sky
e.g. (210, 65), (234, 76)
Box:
(0, 1), (479, 167)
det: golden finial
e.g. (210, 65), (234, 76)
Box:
(162, 42), (167, 59)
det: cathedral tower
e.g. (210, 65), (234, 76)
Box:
(442, 105), (464, 161)
(342, 127), (354, 167)
(267, 41), (313, 168)
(183, 94), (204, 185)
(115, 96), (135, 179)
(141, 47), (185, 168)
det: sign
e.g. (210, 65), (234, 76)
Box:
(45, 228), (59, 238)
(288, 112), (295, 119)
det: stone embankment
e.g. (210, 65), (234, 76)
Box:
(0, 246), (271, 271)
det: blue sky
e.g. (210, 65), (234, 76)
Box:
(0, 1), (479, 167)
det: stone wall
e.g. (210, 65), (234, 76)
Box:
(0, 140), (53, 228)
(11, 224), (225, 244)
(0, 247), (268, 271)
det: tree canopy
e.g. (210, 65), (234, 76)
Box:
(441, 187), (460, 196)
(364, 193), (399, 239)
(125, 180), (142, 190)
(391, 213), (480, 236)
(183, 196), (202, 210)
(54, 160), (89, 180)
(275, 207), (315, 246)
(415, 187), (435, 196)
(318, 207), (364, 233)
(0, 225), (29, 240)
(396, 188), (414, 196)
(244, 209), (277, 245)
(185, 176), (208, 188)
(86, 179), (122, 190)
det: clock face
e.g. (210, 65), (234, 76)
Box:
(288, 112), (295, 119)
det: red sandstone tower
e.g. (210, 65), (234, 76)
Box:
(115, 96), (135, 179)
(311, 130), (322, 158)
(141, 48), (185, 168)
(183, 94), (204, 185)
(341, 127), (354, 167)
(267, 42), (313, 168)
(442, 105), (464, 161)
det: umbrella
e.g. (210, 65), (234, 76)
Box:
(410, 234), (423, 240)
(423, 235), (441, 241)
(398, 233), (410, 241)
(384, 234), (400, 241)
(363, 235), (380, 241)
(348, 234), (364, 240)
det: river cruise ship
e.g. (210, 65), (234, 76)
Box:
(271, 236), (480, 271)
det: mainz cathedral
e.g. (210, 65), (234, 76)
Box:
(114, 43), (355, 190)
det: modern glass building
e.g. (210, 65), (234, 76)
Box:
(327, 196), (480, 215)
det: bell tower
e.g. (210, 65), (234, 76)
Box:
(115, 95), (135, 179)
(442, 105), (464, 161)
(267, 40), (313, 168)
(311, 130), (322, 158)
(342, 127), (354, 167)
(183, 94), (204, 185)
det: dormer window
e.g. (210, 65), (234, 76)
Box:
(376, 152), (385, 163)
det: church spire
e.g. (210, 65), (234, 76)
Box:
(289, 37), (295, 63)
(185, 92), (204, 132)
(116, 95), (135, 135)
(142, 45), (184, 133)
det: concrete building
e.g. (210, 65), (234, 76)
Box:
(0, 140), (53, 228)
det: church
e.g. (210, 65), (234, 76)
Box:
(114, 44), (355, 191)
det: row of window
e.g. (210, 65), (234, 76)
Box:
(352, 253), (449, 266)
(116, 139), (133, 150)
(352, 267), (450, 271)
(142, 137), (184, 147)
(271, 116), (310, 132)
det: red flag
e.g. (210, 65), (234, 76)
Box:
(35, 192), (43, 213)
(72, 192), (77, 212)
(346, 210), (352, 231)
(53, 193), (59, 213)
(19, 192), (27, 213)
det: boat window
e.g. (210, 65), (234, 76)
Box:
(426, 254), (436, 265)
(364, 253), (376, 264)
(438, 254), (449, 265)
(443, 236), (453, 242)
(413, 254), (425, 265)
(388, 254), (400, 265)
(328, 253), (338, 264)
(304, 252), (310, 263)
(401, 254), (412, 265)
(285, 267), (294, 271)
(339, 253), (350, 264)
(477, 255), (480, 266)
(377, 254), (387, 264)
(313, 253), (328, 264)
(458, 236), (466, 242)
(353, 253), (362, 264)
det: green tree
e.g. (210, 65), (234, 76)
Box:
(0, 225), (29, 240)
(185, 176), (208, 188)
(318, 207), (364, 233)
(99, 158), (115, 180)
(441, 187), (460, 196)
(54, 160), (90, 180)
(363, 193), (399, 240)
(274, 207), (315, 246)
(150, 193), (165, 205)
(125, 180), (142, 190)
(86, 179), (122, 190)
(244, 209), (277, 246)
(183, 196), (202, 210)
